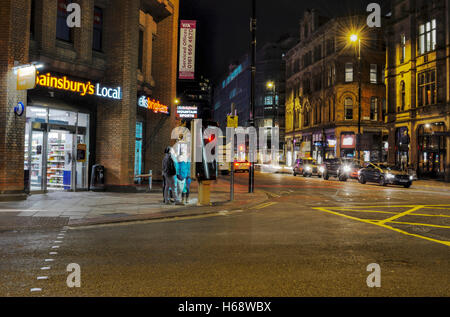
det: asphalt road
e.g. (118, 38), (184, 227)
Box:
(1, 172), (449, 297)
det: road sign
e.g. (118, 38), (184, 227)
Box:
(227, 115), (238, 128)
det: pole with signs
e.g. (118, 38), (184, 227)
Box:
(249, 0), (256, 193)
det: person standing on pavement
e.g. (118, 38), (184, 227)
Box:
(162, 146), (177, 204)
(170, 147), (182, 205)
(176, 150), (191, 205)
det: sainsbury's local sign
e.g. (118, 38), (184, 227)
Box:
(35, 72), (122, 99)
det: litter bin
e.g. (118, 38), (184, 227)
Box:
(90, 164), (105, 191)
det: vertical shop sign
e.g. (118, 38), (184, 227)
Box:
(179, 20), (196, 80)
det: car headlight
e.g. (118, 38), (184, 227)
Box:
(343, 165), (351, 173)
(409, 176), (413, 180)
(305, 166), (312, 171)
(386, 173), (395, 179)
(319, 167), (325, 173)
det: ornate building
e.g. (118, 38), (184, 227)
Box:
(285, 10), (387, 166)
(385, 0), (450, 181)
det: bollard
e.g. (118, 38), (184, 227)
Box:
(198, 180), (211, 206)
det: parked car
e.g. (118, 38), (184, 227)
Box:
(358, 163), (413, 188)
(233, 160), (250, 173)
(322, 158), (352, 181)
(293, 158), (323, 177)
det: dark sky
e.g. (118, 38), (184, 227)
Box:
(180, 0), (391, 85)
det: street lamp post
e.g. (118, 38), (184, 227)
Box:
(351, 34), (362, 162)
(249, 0), (256, 193)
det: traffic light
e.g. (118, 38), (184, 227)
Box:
(196, 128), (217, 181)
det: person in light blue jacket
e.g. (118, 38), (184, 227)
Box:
(176, 151), (191, 205)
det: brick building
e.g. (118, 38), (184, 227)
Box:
(385, 0), (450, 181)
(285, 10), (387, 166)
(0, 0), (179, 200)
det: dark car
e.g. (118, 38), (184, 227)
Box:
(293, 158), (323, 177)
(322, 158), (353, 181)
(358, 163), (413, 188)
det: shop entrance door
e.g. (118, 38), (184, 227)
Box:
(47, 125), (89, 191)
(25, 124), (47, 193)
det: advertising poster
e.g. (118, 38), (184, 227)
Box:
(179, 20), (196, 80)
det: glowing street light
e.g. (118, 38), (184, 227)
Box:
(174, 98), (180, 105)
(350, 34), (358, 43)
(349, 32), (362, 162)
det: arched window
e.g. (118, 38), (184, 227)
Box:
(344, 97), (353, 120)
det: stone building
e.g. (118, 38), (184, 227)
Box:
(385, 0), (450, 181)
(285, 10), (387, 166)
(0, 0), (179, 200)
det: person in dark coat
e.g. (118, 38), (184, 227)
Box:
(162, 146), (177, 204)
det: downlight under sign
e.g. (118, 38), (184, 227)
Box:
(35, 72), (122, 100)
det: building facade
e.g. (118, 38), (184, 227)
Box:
(0, 0), (179, 200)
(177, 75), (212, 121)
(385, 0), (450, 181)
(285, 10), (387, 166)
(213, 56), (251, 131)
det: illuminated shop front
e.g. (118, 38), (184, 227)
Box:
(340, 132), (356, 158)
(23, 72), (122, 193)
(417, 122), (447, 179)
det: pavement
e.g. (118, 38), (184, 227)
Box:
(0, 178), (268, 230)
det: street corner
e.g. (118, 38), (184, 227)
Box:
(313, 204), (450, 247)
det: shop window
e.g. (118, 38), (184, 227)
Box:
(345, 63), (353, 82)
(135, 122), (143, 177)
(370, 64), (377, 84)
(381, 98), (387, 121)
(418, 19), (436, 55)
(418, 69), (437, 106)
(344, 98), (353, 120)
(56, 0), (73, 43)
(93, 7), (103, 52)
(400, 34), (406, 63)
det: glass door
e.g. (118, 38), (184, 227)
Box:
(47, 130), (73, 191)
(26, 129), (45, 192)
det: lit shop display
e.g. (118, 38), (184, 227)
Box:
(24, 106), (90, 192)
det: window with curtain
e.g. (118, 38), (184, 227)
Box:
(345, 63), (353, 82)
(418, 19), (436, 55)
(400, 34), (406, 63)
(370, 64), (378, 84)
(418, 69), (437, 106)
(370, 97), (378, 120)
(344, 98), (353, 120)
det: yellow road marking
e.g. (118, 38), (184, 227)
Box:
(422, 206), (450, 210)
(388, 221), (450, 229)
(313, 207), (450, 247)
(332, 209), (398, 215)
(378, 206), (424, 224)
(329, 207), (450, 218)
(321, 204), (450, 209)
(253, 202), (278, 210)
(410, 213), (450, 218)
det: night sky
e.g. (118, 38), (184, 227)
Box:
(180, 0), (391, 84)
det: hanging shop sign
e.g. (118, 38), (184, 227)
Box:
(176, 106), (198, 119)
(138, 96), (169, 115)
(17, 65), (37, 90)
(14, 101), (25, 116)
(179, 20), (196, 80)
(227, 115), (238, 128)
(35, 72), (122, 99)
(327, 139), (337, 147)
(341, 134), (356, 149)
